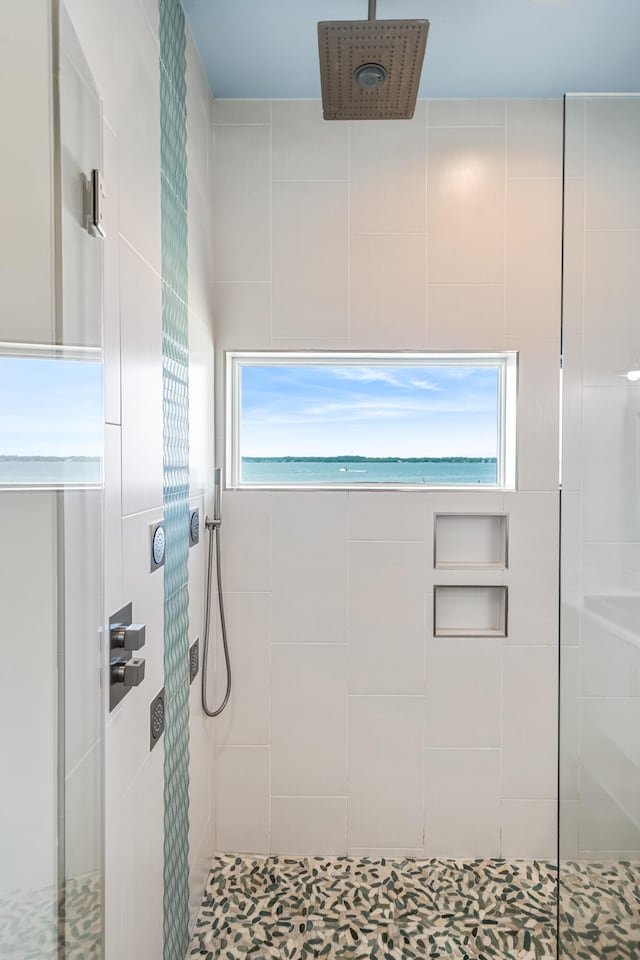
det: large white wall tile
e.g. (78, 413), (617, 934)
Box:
(561, 178), (585, 343)
(105, 425), (124, 619)
(582, 230), (640, 386)
(0, 22), (54, 345)
(189, 670), (212, 871)
(350, 104), (427, 234)
(508, 337), (560, 492)
(271, 798), (346, 856)
(62, 0), (119, 128)
(119, 241), (163, 516)
(120, 748), (164, 960)
(220, 492), (272, 592)
(189, 314), (215, 497)
(564, 98), (585, 179)
(271, 493), (347, 644)
(215, 592), (270, 746)
(427, 283), (505, 350)
(504, 492), (559, 645)
(65, 744), (102, 879)
(502, 647), (558, 799)
(425, 638), (502, 747)
(348, 492), (425, 542)
(213, 124), (270, 281)
(272, 100), (348, 181)
(271, 644), (347, 796)
(506, 100), (563, 178)
(103, 121), (121, 425)
(505, 178), (562, 338)
(349, 234), (426, 348)
(349, 541), (426, 695)
(425, 749), (501, 857)
(214, 282), (271, 349)
(214, 100), (271, 124)
(428, 126), (505, 283)
(501, 800), (557, 859)
(585, 97), (640, 229)
(348, 696), (424, 849)
(272, 181), (348, 338)
(115, 0), (160, 273)
(581, 386), (637, 544)
(215, 746), (270, 854)
(429, 100), (505, 128)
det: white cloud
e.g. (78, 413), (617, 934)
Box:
(329, 366), (401, 386)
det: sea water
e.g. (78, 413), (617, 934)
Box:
(242, 459), (497, 485)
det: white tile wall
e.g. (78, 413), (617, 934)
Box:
(350, 234), (427, 348)
(271, 493), (347, 644)
(271, 644), (347, 796)
(425, 749), (501, 857)
(425, 638), (502, 747)
(348, 696), (424, 850)
(428, 125), (505, 284)
(271, 798), (347, 856)
(211, 99), (562, 859)
(272, 180), (348, 338)
(502, 647), (558, 800)
(215, 746), (270, 854)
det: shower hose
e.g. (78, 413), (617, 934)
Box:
(201, 517), (231, 717)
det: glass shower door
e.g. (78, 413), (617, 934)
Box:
(559, 93), (640, 957)
(0, 2), (104, 957)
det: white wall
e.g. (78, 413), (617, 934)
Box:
(212, 98), (562, 860)
(561, 95), (640, 861)
(63, 0), (216, 955)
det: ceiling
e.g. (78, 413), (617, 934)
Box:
(181, 0), (640, 100)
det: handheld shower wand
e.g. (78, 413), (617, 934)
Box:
(202, 468), (231, 717)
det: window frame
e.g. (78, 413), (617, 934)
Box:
(225, 350), (518, 491)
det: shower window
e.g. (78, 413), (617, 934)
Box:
(226, 351), (517, 489)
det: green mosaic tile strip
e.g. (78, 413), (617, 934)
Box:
(160, 0), (190, 959)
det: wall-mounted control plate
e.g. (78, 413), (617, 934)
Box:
(109, 603), (147, 711)
(150, 688), (165, 751)
(189, 508), (200, 547)
(189, 638), (200, 684)
(150, 521), (165, 572)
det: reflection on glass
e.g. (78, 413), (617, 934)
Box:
(559, 95), (640, 959)
(0, 346), (103, 487)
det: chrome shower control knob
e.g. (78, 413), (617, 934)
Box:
(111, 658), (146, 688)
(110, 623), (146, 651)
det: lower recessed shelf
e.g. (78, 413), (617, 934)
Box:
(434, 585), (508, 639)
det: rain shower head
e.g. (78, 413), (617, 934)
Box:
(318, 0), (429, 121)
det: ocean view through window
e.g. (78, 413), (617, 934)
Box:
(227, 352), (517, 489)
(0, 344), (103, 487)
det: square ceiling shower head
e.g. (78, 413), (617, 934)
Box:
(318, 17), (429, 121)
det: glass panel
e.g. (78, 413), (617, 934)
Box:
(0, 4), (104, 958)
(58, 6), (104, 956)
(231, 354), (515, 487)
(559, 94), (640, 958)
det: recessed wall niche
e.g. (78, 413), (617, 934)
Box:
(434, 514), (508, 569)
(434, 585), (508, 638)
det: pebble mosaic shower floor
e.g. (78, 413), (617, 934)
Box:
(190, 855), (559, 960)
(190, 855), (640, 960)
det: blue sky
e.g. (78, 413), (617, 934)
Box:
(241, 364), (499, 458)
(0, 357), (103, 457)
